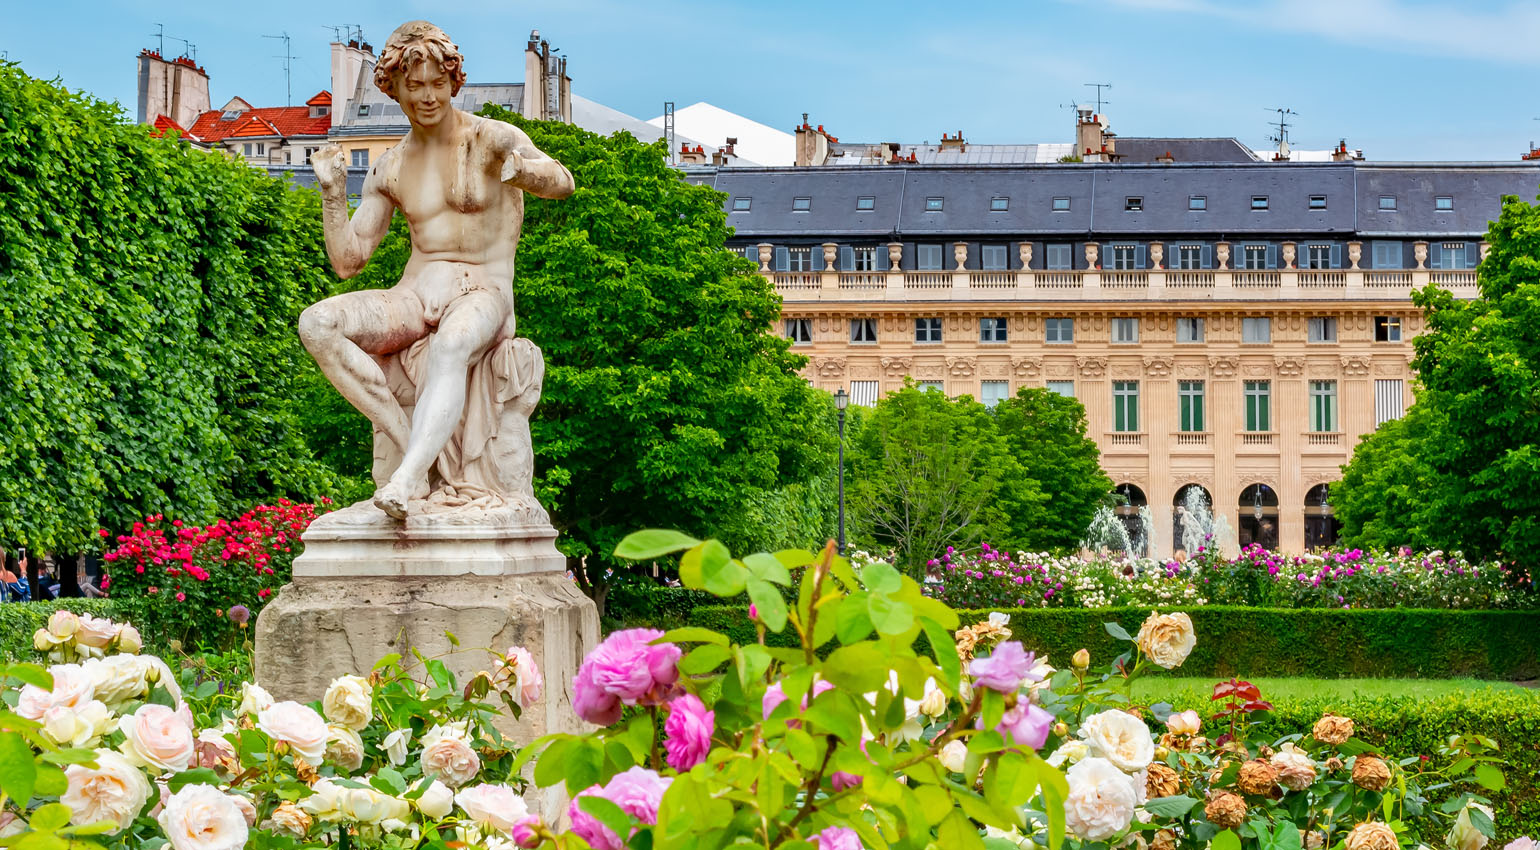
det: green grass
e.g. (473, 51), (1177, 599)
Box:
(1132, 677), (1534, 707)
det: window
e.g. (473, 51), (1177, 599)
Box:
(303, 146), (319, 164)
(915, 318), (942, 344)
(1374, 316), (1402, 342)
(918, 381), (945, 394)
(1435, 196), (1453, 212)
(1372, 241), (1401, 269)
(1052, 197), (1071, 211)
(1251, 196), (1269, 210)
(1045, 244), (1072, 270)
(1242, 317), (1271, 343)
(787, 247), (811, 272)
(1189, 196), (1206, 211)
(1438, 242), (1466, 269)
(792, 197), (811, 212)
(357, 104), (370, 116)
(1176, 317), (1204, 343)
(732, 197), (751, 211)
(1045, 317), (1074, 344)
(785, 319), (812, 344)
(1178, 381), (1205, 432)
(351, 149), (369, 168)
(850, 246), (876, 272)
(1111, 245), (1137, 271)
(981, 380), (1010, 408)
(1308, 317), (1338, 343)
(980, 244), (1008, 270)
(856, 196), (875, 211)
(1124, 196), (1143, 211)
(1113, 382), (1140, 432)
(916, 244), (944, 270)
(1047, 380), (1075, 398)
(849, 381), (880, 407)
(1245, 381), (1271, 432)
(242, 142), (252, 156)
(1305, 244), (1332, 269)
(1375, 379), (1405, 426)
(924, 197), (944, 211)
(850, 318), (878, 344)
(1310, 381), (1338, 432)
(255, 142), (265, 155)
(990, 197), (1009, 211)
(1111, 318), (1139, 344)
(1177, 245), (1203, 270)
(980, 317), (1008, 343)
(1379, 195), (1397, 211)
(1242, 245), (1268, 270)
(1309, 195), (1327, 210)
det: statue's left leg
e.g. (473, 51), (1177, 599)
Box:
(374, 290), (505, 519)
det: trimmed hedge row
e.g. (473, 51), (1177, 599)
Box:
(688, 604), (1540, 679)
(0, 599), (122, 659)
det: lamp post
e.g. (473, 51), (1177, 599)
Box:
(834, 388), (849, 554)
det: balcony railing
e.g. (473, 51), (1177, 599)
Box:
(1306, 432), (1343, 448)
(1174, 432), (1210, 447)
(1107, 432), (1145, 448)
(1239, 432), (1276, 447)
(768, 267), (1479, 302)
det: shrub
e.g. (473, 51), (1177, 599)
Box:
(0, 599), (121, 660)
(600, 577), (722, 631)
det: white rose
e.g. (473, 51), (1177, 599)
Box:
(988, 612), (1011, 627)
(75, 614), (120, 649)
(17, 663), (95, 719)
(238, 682), (274, 716)
(383, 728), (412, 766)
(455, 784), (529, 834)
(1080, 710), (1155, 773)
(918, 686), (948, 719)
(420, 724), (481, 787)
(35, 628), (65, 652)
(196, 725), (237, 767)
(85, 655), (182, 709)
(322, 675), (373, 731)
(1270, 743), (1318, 791)
(324, 725), (365, 772)
(1064, 757), (1140, 841)
(227, 794), (257, 827)
(265, 802), (312, 837)
(1135, 612), (1196, 670)
(1047, 740), (1091, 768)
(1447, 803), (1493, 850)
(48, 610), (81, 640)
(338, 787), (410, 824)
(415, 780), (455, 820)
(299, 779), (344, 822)
(43, 699), (113, 748)
(939, 739), (969, 773)
(62, 750), (153, 834)
(157, 784), (249, 850)
(258, 702), (328, 764)
(116, 624), (143, 654)
(118, 703), (196, 774)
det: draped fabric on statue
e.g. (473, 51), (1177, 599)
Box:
(376, 335), (546, 515)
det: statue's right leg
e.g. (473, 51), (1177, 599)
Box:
(297, 290), (425, 458)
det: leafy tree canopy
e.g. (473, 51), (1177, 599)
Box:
(993, 388), (1113, 551)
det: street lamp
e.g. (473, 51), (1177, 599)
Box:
(834, 388), (849, 554)
(1252, 486), (1265, 522)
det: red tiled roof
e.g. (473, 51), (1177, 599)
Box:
(185, 94), (332, 143)
(150, 115), (194, 140)
(305, 90), (331, 107)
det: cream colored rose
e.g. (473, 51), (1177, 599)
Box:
(1166, 710), (1201, 735)
(258, 701), (328, 764)
(494, 646), (545, 710)
(1447, 803), (1493, 850)
(322, 675), (373, 731)
(35, 628), (65, 652)
(1080, 710), (1155, 772)
(195, 726), (237, 768)
(238, 682), (274, 716)
(265, 802), (312, 837)
(119, 704), (195, 774)
(420, 724), (481, 787)
(116, 624), (143, 654)
(415, 780), (455, 820)
(456, 784), (530, 834)
(324, 725), (365, 772)
(62, 750), (152, 834)
(939, 740), (969, 773)
(85, 655), (182, 709)
(338, 787), (410, 824)
(1344, 821), (1398, 850)
(1312, 714), (1354, 746)
(157, 784), (249, 850)
(227, 794), (257, 827)
(299, 779), (344, 822)
(1064, 757), (1139, 841)
(17, 663), (95, 719)
(1270, 743), (1317, 791)
(918, 687), (948, 719)
(1047, 740), (1091, 768)
(74, 614), (120, 649)
(49, 610), (81, 639)
(1135, 612), (1196, 670)
(43, 699), (113, 748)
(383, 728), (411, 766)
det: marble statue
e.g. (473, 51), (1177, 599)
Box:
(302, 20), (574, 521)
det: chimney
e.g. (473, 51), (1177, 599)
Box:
(794, 114), (831, 166)
(522, 30), (573, 123)
(136, 48), (210, 128)
(940, 130), (966, 151)
(1075, 107), (1113, 162)
(1156, 150), (1175, 164)
(881, 142), (901, 164)
(1330, 139), (1364, 162)
(330, 37), (375, 125)
(680, 143), (707, 165)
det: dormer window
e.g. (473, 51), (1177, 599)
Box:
(220, 110), (241, 121)
(990, 197), (1009, 211)
(357, 104), (371, 117)
(1124, 196), (1143, 211)
(731, 197), (751, 212)
(792, 197), (811, 212)
(309, 105), (330, 118)
(856, 196), (875, 211)
(924, 197), (944, 211)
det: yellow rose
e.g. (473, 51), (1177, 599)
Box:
(1135, 612), (1196, 669)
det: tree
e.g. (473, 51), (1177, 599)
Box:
(301, 108), (836, 613)
(0, 64), (338, 554)
(992, 388), (1112, 551)
(1335, 189), (1540, 559)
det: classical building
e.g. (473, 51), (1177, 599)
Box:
(699, 133), (1539, 556)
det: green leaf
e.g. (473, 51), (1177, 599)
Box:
(822, 643), (890, 693)
(578, 794), (635, 840)
(835, 595), (874, 644)
(167, 768), (222, 793)
(567, 737), (605, 795)
(747, 579), (788, 632)
(679, 644), (732, 675)
(532, 737), (574, 788)
(33, 764), (66, 797)
(1467, 805), (1496, 839)
(922, 618), (962, 690)
(658, 627), (729, 646)
(938, 808), (988, 850)
(1144, 795), (1200, 818)
(6, 664), (52, 690)
(614, 529), (702, 560)
(861, 562), (902, 594)
(773, 549), (817, 570)
(1104, 621), (1133, 641)
(802, 692), (863, 743)
(1472, 763), (1505, 791)
(29, 803), (72, 832)
(371, 767), (407, 796)
(703, 551), (749, 597)
(0, 731), (38, 805)
(990, 751), (1041, 806)
(968, 731), (1008, 754)
(372, 653), (401, 671)
(735, 644), (773, 690)
(744, 552), (792, 586)
(867, 592), (914, 635)
(1272, 822), (1303, 850)
(1212, 829), (1242, 850)
(39, 748), (99, 766)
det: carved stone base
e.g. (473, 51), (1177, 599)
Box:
(292, 500), (564, 578)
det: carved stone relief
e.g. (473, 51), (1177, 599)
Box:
(981, 362), (1012, 378)
(1077, 356), (1108, 378)
(1274, 357), (1305, 377)
(1341, 356), (1372, 377)
(1045, 362), (1075, 378)
(880, 356), (912, 377)
(1208, 356), (1239, 378)
(814, 357), (846, 378)
(1143, 356), (1174, 377)
(1372, 361), (1403, 377)
(1241, 364), (1272, 378)
(947, 357), (977, 377)
(1012, 357), (1043, 378)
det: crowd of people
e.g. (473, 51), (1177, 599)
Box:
(0, 549), (108, 602)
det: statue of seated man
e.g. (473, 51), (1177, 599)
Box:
(302, 20), (574, 520)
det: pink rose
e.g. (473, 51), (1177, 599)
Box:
(831, 771), (863, 791)
(74, 614), (121, 649)
(569, 767), (672, 850)
(420, 724), (481, 787)
(762, 679), (835, 721)
(969, 641), (1040, 693)
(118, 704), (196, 774)
(995, 701), (1054, 749)
(256, 702), (328, 764)
(663, 694), (714, 771)
(453, 783), (529, 834)
(576, 629), (681, 707)
(17, 663), (95, 719)
(511, 815), (542, 848)
(573, 664), (623, 726)
(495, 646), (544, 709)
(814, 826), (864, 850)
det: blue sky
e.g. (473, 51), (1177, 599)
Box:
(5, 0), (1540, 161)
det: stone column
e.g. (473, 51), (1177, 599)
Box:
(953, 241), (968, 271)
(1479, 241), (1490, 263)
(1148, 241), (1164, 271)
(1413, 241), (1428, 270)
(1084, 243), (1100, 270)
(757, 243), (772, 273)
(1018, 242), (1033, 270)
(1281, 241), (1297, 270)
(1346, 241), (1362, 270)
(1214, 241), (1230, 271)
(822, 242), (839, 271)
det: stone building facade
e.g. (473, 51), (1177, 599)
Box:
(699, 160), (1539, 555)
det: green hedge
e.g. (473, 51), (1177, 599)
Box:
(0, 599), (122, 660)
(689, 604), (1540, 679)
(603, 582), (725, 631)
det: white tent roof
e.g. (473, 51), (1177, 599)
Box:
(647, 101), (795, 167)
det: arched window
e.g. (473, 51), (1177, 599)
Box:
(1304, 484), (1341, 549)
(1238, 484), (1280, 550)
(1172, 484), (1213, 557)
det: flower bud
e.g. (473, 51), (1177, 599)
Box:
(117, 625), (143, 654)
(1072, 648), (1091, 669)
(1052, 722), (1069, 738)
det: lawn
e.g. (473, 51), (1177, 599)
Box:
(1131, 676), (1533, 706)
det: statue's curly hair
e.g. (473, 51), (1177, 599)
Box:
(373, 20), (466, 99)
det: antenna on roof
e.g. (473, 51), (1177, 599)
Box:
(325, 25), (344, 42)
(264, 31), (295, 106)
(1266, 107), (1297, 161)
(1084, 82), (1112, 114)
(663, 101), (676, 166)
(152, 23), (165, 56)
